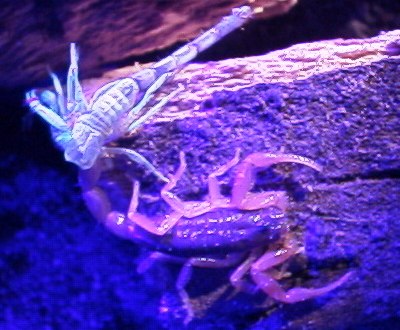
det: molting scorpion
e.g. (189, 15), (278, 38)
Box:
(25, 6), (253, 179)
(81, 149), (352, 323)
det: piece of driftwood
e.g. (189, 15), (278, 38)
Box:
(0, 0), (297, 89)
(86, 30), (399, 328)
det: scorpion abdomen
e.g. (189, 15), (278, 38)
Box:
(161, 207), (288, 256)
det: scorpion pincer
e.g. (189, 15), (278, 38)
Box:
(81, 149), (352, 323)
(25, 6), (253, 180)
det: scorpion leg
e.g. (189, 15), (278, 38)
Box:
(161, 152), (215, 218)
(66, 43), (88, 115)
(231, 153), (321, 210)
(176, 260), (195, 324)
(128, 180), (183, 236)
(127, 82), (184, 133)
(250, 244), (352, 303)
(102, 146), (169, 182)
(160, 151), (191, 213)
(208, 148), (241, 205)
(137, 252), (187, 274)
(230, 249), (261, 294)
(176, 253), (245, 324)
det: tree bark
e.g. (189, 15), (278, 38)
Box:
(91, 30), (400, 329)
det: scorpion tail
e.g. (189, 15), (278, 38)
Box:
(152, 6), (253, 74)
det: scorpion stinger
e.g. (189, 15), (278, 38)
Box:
(25, 6), (253, 178)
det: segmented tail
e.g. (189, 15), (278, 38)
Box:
(131, 6), (253, 90)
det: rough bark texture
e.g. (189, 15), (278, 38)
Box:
(1, 1), (400, 329)
(0, 0), (297, 89)
(83, 29), (400, 122)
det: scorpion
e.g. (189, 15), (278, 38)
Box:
(80, 149), (352, 323)
(25, 6), (253, 180)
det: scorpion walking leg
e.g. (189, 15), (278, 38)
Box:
(102, 147), (169, 182)
(160, 151), (188, 213)
(208, 148), (241, 204)
(127, 80), (184, 133)
(176, 254), (244, 324)
(137, 252), (187, 274)
(176, 260), (195, 324)
(250, 244), (352, 303)
(127, 180), (183, 236)
(230, 250), (261, 294)
(161, 152), (216, 218)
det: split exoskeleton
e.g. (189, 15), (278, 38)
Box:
(25, 6), (253, 180)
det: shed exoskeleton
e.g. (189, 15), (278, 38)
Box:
(25, 6), (253, 180)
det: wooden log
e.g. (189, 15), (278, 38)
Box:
(83, 30), (400, 121)
(90, 30), (400, 328)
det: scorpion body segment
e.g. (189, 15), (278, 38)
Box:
(116, 207), (287, 258)
(25, 6), (253, 174)
(160, 207), (288, 256)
